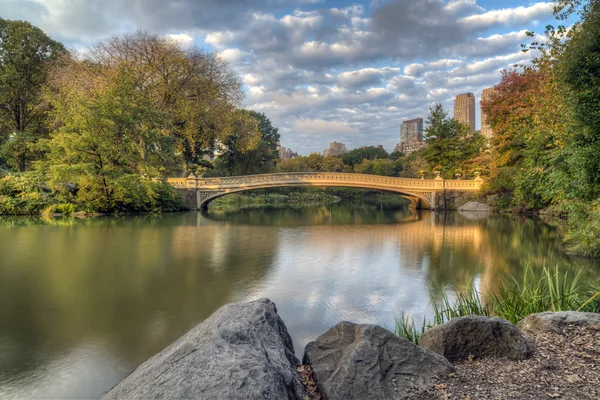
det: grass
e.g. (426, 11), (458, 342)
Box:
(395, 265), (600, 344)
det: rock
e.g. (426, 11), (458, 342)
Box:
(457, 201), (491, 212)
(303, 321), (453, 400)
(102, 298), (306, 400)
(518, 311), (600, 336)
(419, 316), (532, 362)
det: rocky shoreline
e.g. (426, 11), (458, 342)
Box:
(101, 299), (600, 400)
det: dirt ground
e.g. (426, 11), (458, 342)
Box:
(414, 323), (600, 400)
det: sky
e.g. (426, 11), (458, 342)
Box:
(1, 0), (559, 154)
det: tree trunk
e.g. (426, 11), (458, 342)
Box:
(18, 154), (26, 172)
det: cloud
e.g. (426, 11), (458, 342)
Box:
(459, 2), (554, 30)
(295, 118), (360, 135)
(167, 33), (195, 49)
(0, 0), (557, 154)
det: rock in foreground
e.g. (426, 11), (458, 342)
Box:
(303, 321), (454, 400)
(419, 316), (532, 362)
(517, 311), (600, 336)
(102, 298), (306, 400)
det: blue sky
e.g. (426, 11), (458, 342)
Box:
(1, 0), (559, 154)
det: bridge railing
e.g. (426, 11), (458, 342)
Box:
(167, 172), (484, 191)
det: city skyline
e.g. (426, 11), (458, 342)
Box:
(1, 1), (558, 153)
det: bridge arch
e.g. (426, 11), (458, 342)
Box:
(196, 183), (433, 210)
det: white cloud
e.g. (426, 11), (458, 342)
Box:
(0, 0), (555, 154)
(459, 2), (554, 30)
(167, 33), (195, 49)
(294, 119), (359, 134)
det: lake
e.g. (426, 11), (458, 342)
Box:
(0, 204), (598, 399)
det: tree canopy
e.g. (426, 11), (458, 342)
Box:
(0, 18), (66, 171)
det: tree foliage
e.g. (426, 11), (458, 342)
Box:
(340, 146), (389, 167)
(421, 104), (485, 179)
(0, 18), (66, 171)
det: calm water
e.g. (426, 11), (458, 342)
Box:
(0, 204), (598, 399)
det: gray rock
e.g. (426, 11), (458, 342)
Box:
(457, 201), (491, 212)
(419, 316), (532, 362)
(518, 311), (600, 336)
(303, 321), (454, 400)
(102, 298), (306, 400)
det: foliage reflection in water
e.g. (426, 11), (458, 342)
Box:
(0, 204), (598, 399)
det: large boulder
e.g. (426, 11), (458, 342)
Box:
(419, 316), (532, 362)
(518, 311), (600, 336)
(102, 298), (306, 400)
(303, 321), (454, 400)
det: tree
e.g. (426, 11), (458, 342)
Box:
(561, 0), (600, 198)
(276, 154), (348, 173)
(389, 150), (404, 161)
(211, 110), (280, 176)
(353, 158), (401, 176)
(341, 146), (389, 167)
(0, 19), (65, 171)
(248, 110), (280, 155)
(85, 31), (243, 173)
(421, 104), (485, 179)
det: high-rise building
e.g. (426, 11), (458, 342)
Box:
(454, 93), (476, 132)
(480, 88), (496, 139)
(276, 141), (298, 160)
(324, 141), (348, 156)
(396, 118), (426, 155)
(400, 118), (424, 144)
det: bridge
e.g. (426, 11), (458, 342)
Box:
(167, 172), (484, 210)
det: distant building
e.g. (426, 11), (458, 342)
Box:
(400, 118), (424, 144)
(396, 118), (426, 155)
(277, 141), (298, 161)
(481, 88), (496, 139)
(324, 141), (348, 156)
(454, 93), (476, 132)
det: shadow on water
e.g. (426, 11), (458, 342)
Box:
(0, 204), (598, 398)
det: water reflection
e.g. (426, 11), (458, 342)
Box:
(0, 206), (598, 399)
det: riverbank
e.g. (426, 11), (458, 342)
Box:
(0, 173), (186, 216)
(101, 298), (600, 400)
(415, 321), (600, 399)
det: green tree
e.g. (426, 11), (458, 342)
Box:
(389, 150), (404, 161)
(341, 146), (389, 167)
(421, 104), (485, 179)
(210, 110), (280, 176)
(0, 19), (65, 171)
(354, 158), (401, 176)
(87, 31), (243, 174)
(561, 0), (600, 198)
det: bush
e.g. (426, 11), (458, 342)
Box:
(564, 201), (600, 258)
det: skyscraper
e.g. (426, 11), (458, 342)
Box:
(454, 93), (476, 132)
(481, 87), (496, 139)
(324, 141), (348, 156)
(400, 118), (423, 144)
(396, 118), (426, 155)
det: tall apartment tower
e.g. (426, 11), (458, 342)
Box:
(324, 141), (348, 156)
(396, 118), (426, 155)
(454, 93), (476, 132)
(480, 87), (496, 139)
(400, 118), (424, 143)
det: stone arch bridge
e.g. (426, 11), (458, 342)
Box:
(167, 172), (484, 210)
